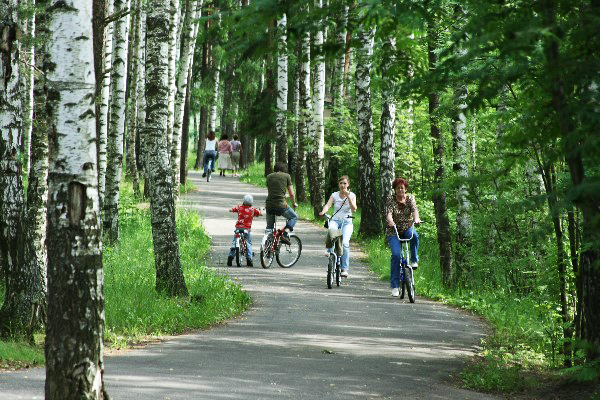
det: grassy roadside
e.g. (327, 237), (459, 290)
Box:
(241, 162), (598, 399)
(0, 179), (251, 369)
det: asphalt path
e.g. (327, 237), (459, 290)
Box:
(0, 171), (497, 399)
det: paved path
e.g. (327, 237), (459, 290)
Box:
(0, 171), (497, 399)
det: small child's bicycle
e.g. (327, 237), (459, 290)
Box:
(232, 228), (250, 267)
(393, 224), (416, 303)
(323, 213), (353, 289)
(260, 219), (302, 269)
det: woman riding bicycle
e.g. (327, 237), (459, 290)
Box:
(385, 177), (421, 297)
(319, 176), (357, 278)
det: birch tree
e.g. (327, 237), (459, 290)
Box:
(297, 25), (311, 203)
(126, 0), (141, 198)
(44, 0), (107, 396)
(171, 0), (202, 196)
(308, 0), (326, 217)
(0, 0), (28, 338)
(145, 0), (188, 297)
(104, 0), (131, 243)
(275, 10), (288, 165)
(166, 0), (181, 149)
(355, 26), (380, 236)
(379, 37), (397, 224)
(427, 18), (453, 287)
(97, 0), (114, 213)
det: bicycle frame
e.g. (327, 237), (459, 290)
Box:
(323, 214), (352, 288)
(393, 224), (416, 303)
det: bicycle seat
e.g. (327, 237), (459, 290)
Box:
(235, 228), (249, 234)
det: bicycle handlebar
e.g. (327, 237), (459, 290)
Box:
(323, 213), (354, 221)
(392, 222), (421, 241)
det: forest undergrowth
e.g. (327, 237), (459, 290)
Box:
(0, 180), (251, 369)
(241, 162), (598, 399)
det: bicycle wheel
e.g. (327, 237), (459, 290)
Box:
(406, 267), (415, 303)
(235, 239), (242, 268)
(335, 262), (341, 287)
(327, 254), (335, 289)
(276, 234), (302, 268)
(260, 234), (275, 269)
(207, 161), (212, 182)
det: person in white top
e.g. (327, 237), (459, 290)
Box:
(202, 131), (218, 177)
(318, 176), (358, 277)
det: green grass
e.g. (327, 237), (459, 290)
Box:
(0, 179), (251, 365)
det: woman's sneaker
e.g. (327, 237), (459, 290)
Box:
(410, 262), (418, 269)
(391, 288), (400, 297)
(341, 270), (349, 277)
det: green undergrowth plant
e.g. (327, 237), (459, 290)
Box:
(103, 182), (251, 348)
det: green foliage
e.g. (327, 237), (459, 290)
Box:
(103, 186), (251, 348)
(0, 339), (44, 370)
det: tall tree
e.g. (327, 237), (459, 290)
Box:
(0, 0), (27, 338)
(104, 0), (131, 243)
(166, 0), (181, 149)
(171, 0), (202, 196)
(297, 22), (311, 203)
(379, 37), (397, 225)
(355, 26), (380, 236)
(275, 9), (288, 165)
(44, 0), (108, 396)
(97, 0), (114, 214)
(307, 0), (326, 217)
(145, 0), (188, 297)
(427, 15), (453, 287)
(126, 0), (141, 198)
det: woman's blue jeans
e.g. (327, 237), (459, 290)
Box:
(387, 227), (419, 289)
(203, 150), (217, 173)
(327, 218), (353, 271)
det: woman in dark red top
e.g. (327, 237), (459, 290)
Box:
(385, 177), (421, 297)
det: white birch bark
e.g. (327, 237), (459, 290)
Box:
(355, 26), (381, 236)
(44, 0), (106, 396)
(104, 0), (131, 243)
(333, 3), (348, 114)
(166, 0), (180, 150)
(20, 0), (35, 175)
(136, 3), (147, 185)
(145, 0), (188, 297)
(299, 27), (313, 193)
(209, 64), (220, 133)
(380, 37), (397, 222)
(452, 83), (472, 241)
(171, 0), (202, 197)
(126, 0), (141, 197)
(275, 11), (288, 165)
(98, 0), (114, 213)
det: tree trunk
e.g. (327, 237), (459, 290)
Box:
(428, 20), (453, 287)
(145, 0), (188, 297)
(44, 0), (107, 396)
(297, 27), (311, 203)
(194, 31), (210, 170)
(136, 2), (147, 194)
(379, 37), (397, 226)
(180, 70), (193, 185)
(166, 0), (181, 150)
(355, 27), (380, 237)
(98, 0), (114, 215)
(308, 0), (326, 217)
(275, 11), (288, 165)
(0, 0), (30, 340)
(126, 0), (141, 198)
(171, 0), (201, 198)
(104, 0), (131, 243)
(542, 0), (600, 360)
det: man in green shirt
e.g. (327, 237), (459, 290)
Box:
(265, 162), (298, 244)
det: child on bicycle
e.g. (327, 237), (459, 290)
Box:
(227, 194), (263, 267)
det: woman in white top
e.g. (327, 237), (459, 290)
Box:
(318, 176), (358, 277)
(202, 131), (218, 177)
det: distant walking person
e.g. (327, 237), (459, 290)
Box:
(265, 162), (298, 244)
(218, 134), (233, 176)
(319, 176), (357, 277)
(385, 177), (421, 297)
(230, 134), (242, 177)
(202, 131), (218, 178)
